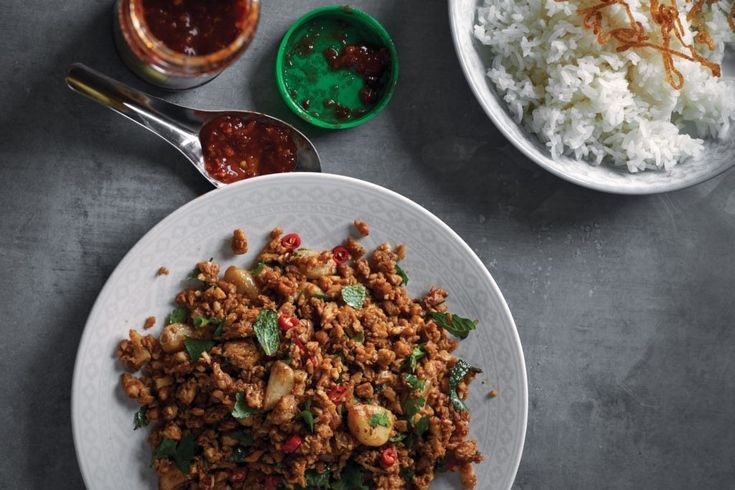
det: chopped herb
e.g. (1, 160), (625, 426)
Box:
(133, 405), (148, 430)
(253, 309), (280, 356)
(429, 311), (478, 339)
(230, 446), (247, 462)
(167, 307), (187, 325)
(186, 267), (200, 280)
(414, 416), (429, 437)
(403, 396), (426, 422)
(311, 293), (330, 300)
(250, 261), (266, 275)
(231, 429), (255, 446)
(232, 392), (258, 419)
(448, 359), (482, 412)
(399, 467), (416, 481)
(305, 468), (331, 487)
(183, 338), (215, 361)
(368, 412), (391, 428)
(404, 374), (426, 391)
(389, 433), (407, 443)
(395, 264), (409, 286)
(299, 399), (315, 433)
(404, 345), (425, 373)
(332, 460), (368, 490)
(341, 284), (367, 309)
(192, 315), (210, 328)
(350, 331), (365, 343)
(154, 434), (196, 474)
(213, 320), (225, 337)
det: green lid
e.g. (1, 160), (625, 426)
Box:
(275, 6), (399, 130)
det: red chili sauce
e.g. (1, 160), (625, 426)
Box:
(324, 44), (391, 106)
(142, 0), (248, 56)
(200, 115), (297, 184)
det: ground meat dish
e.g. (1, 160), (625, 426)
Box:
(117, 223), (484, 489)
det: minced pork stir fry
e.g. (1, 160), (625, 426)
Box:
(117, 221), (484, 489)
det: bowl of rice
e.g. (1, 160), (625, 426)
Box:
(449, 0), (735, 194)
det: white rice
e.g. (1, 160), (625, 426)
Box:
(474, 0), (735, 172)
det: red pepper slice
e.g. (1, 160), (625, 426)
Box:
(327, 384), (348, 404)
(264, 476), (279, 489)
(281, 233), (301, 250)
(332, 245), (351, 264)
(380, 446), (397, 467)
(278, 314), (300, 331)
(230, 468), (247, 482)
(282, 434), (302, 453)
(293, 338), (316, 364)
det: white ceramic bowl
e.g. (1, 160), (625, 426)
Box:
(72, 173), (527, 489)
(449, 0), (735, 194)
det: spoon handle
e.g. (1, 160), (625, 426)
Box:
(65, 63), (202, 153)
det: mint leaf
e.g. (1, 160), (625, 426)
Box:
(300, 399), (315, 433)
(153, 437), (177, 460)
(232, 392), (258, 419)
(168, 307), (187, 324)
(448, 359), (481, 412)
(183, 338), (215, 362)
(253, 309), (279, 356)
(368, 412), (390, 428)
(404, 345), (425, 373)
(173, 433), (196, 474)
(341, 284), (367, 309)
(395, 264), (409, 286)
(133, 405), (148, 430)
(430, 311), (477, 339)
(404, 374), (426, 391)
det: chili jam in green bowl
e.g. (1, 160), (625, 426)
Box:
(275, 6), (399, 130)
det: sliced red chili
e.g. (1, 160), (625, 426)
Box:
(278, 313), (300, 331)
(332, 245), (351, 264)
(282, 434), (302, 453)
(380, 446), (397, 467)
(293, 337), (316, 364)
(327, 384), (348, 404)
(264, 475), (279, 489)
(230, 468), (247, 482)
(281, 233), (301, 250)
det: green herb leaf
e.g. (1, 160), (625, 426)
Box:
(133, 406), (148, 430)
(299, 399), (315, 434)
(429, 311), (478, 339)
(389, 433), (407, 443)
(153, 437), (177, 460)
(448, 359), (481, 412)
(187, 267), (200, 280)
(250, 261), (266, 275)
(399, 467), (416, 481)
(341, 284), (367, 309)
(403, 396), (426, 421)
(414, 416), (429, 437)
(230, 446), (247, 462)
(404, 345), (425, 373)
(435, 457), (448, 473)
(231, 429), (255, 446)
(168, 307), (187, 325)
(232, 392), (258, 419)
(305, 468), (332, 487)
(253, 309), (280, 356)
(192, 315), (209, 328)
(213, 319), (225, 337)
(368, 412), (391, 428)
(404, 374), (426, 391)
(173, 433), (196, 474)
(183, 338), (215, 362)
(374, 383), (384, 393)
(395, 264), (409, 286)
(350, 331), (365, 343)
(332, 460), (368, 490)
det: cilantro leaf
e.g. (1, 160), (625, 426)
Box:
(250, 261), (266, 275)
(173, 433), (196, 474)
(404, 345), (425, 373)
(187, 267), (200, 280)
(332, 460), (368, 490)
(305, 468), (331, 487)
(389, 433), (407, 443)
(153, 437), (177, 460)
(253, 309), (280, 356)
(192, 316), (209, 328)
(395, 264), (409, 286)
(430, 311), (477, 339)
(341, 284), (367, 309)
(399, 467), (416, 481)
(300, 399), (315, 434)
(403, 396), (425, 422)
(404, 374), (426, 391)
(368, 412), (391, 428)
(232, 392), (258, 419)
(133, 405), (148, 430)
(448, 359), (481, 412)
(414, 416), (429, 437)
(183, 338), (215, 362)
(167, 307), (187, 324)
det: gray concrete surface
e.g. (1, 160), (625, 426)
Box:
(1, 0), (734, 488)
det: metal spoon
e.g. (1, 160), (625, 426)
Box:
(65, 63), (321, 188)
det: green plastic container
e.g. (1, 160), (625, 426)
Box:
(275, 6), (399, 130)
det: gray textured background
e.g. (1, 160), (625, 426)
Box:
(1, 0), (734, 489)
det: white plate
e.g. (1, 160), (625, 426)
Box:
(71, 173), (527, 489)
(449, 0), (735, 194)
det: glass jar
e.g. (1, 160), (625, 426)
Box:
(113, 0), (260, 90)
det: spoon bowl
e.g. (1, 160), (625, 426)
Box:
(65, 63), (321, 188)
